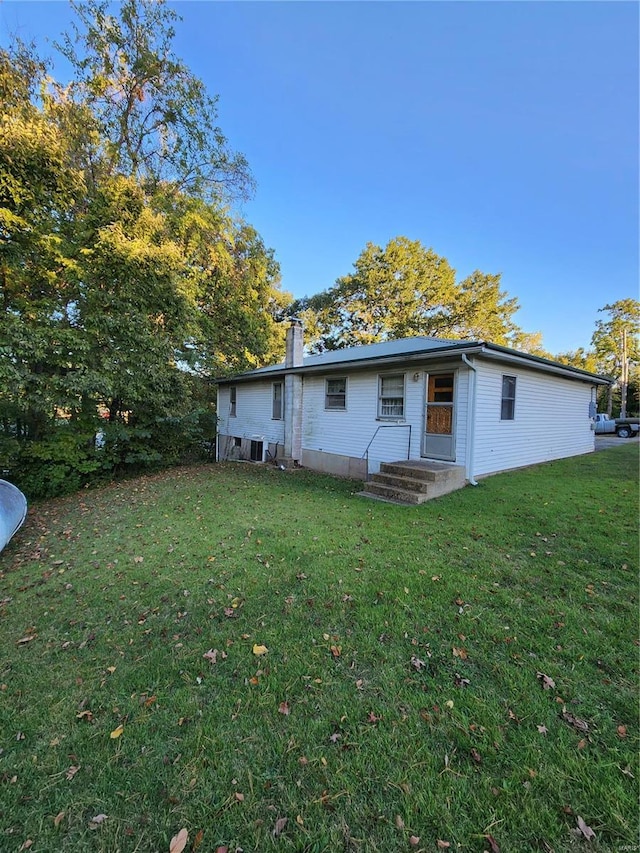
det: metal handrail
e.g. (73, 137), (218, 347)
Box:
(362, 423), (412, 479)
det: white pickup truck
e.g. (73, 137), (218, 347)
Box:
(594, 413), (639, 438)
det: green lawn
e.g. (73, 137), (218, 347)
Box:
(1, 445), (638, 853)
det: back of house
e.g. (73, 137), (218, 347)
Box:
(215, 325), (610, 487)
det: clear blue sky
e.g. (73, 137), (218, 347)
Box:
(2, 0), (638, 354)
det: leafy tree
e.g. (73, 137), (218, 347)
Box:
(0, 4), (289, 496)
(591, 299), (640, 416)
(57, 0), (253, 200)
(591, 299), (639, 378)
(450, 271), (520, 345)
(293, 237), (527, 351)
(510, 331), (552, 359)
(554, 347), (600, 373)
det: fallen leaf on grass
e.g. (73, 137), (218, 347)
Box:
(19, 840), (33, 850)
(273, 817), (287, 837)
(395, 815), (405, 829)
(66, 765), (80, 781)
(278, 701), (290, 716)
(410, 655), (426, 671)
(203, 649), (219, 664)
(536, 724), (548, 735)
(16, 635), (37, 645)
(192, 830), (204, 850)
(409, 836), (420, 847)
(169, 828), (188, 853)
(252, 644), (268, 656)
(561, 710), (589, 733)
(53, 811), (65, 827)
(437, 842), (451, 849)
(454, 673), (470, 688)
(485, 834), (500, 853)
(616, 725), (627, 738)
(470, 748), (482, 763)
(536, 671), (556, 690)
(88, 814), (108, 830)
(452, 646), (468, 660)
(76, 710), (94, 722)
(576, 816), (596, 841)
(330, 645), (341, 658)
(110, 724), (124, 739)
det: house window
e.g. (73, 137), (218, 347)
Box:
(272, 382), (283, 419)
(325, 377), (346, 410)
(501, 375), (516, 420)
(229, 386), (236, 417)
(378, 374), (405, 418)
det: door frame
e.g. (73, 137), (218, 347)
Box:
(421, 369), (457, 461)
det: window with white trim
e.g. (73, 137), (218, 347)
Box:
(378, 374), (405, 418)
(272, 382), (283, 419)
(229, 386), (237, 417)
(501, 375), (516, 420)
(325, 377), (347, 410)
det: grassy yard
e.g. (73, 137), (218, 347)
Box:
(0, 445), (638, 853)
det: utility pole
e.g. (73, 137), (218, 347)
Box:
(620, 329), (628, 419)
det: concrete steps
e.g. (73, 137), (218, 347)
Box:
(358, 460), (466, 505)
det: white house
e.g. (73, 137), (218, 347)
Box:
(215, 322), (609, 500)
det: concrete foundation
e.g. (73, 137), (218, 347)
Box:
(300, 448), (367, 480)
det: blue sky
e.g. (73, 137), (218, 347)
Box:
(1, 1), (638, 354)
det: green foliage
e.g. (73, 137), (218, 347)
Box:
(58, 0), (253, 201)
(0, 5), (290, 497)
(292, 237), (530, 351)
(554, 347), (600, 373)
(591, 298), (640, 380)
(11, 426), (106, 498)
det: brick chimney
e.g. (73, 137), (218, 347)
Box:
(285, 319), (304, 368)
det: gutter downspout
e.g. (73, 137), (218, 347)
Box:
(461, 353), (478, 486)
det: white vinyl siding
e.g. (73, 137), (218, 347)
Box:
(472, 361), (595, 477)
(301, 366), (469, 475)
(218, 382), (285, 447)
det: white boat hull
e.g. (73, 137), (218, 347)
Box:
(0, 480), (27, 553)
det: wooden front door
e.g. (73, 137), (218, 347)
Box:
(422, 372), (456, 460)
